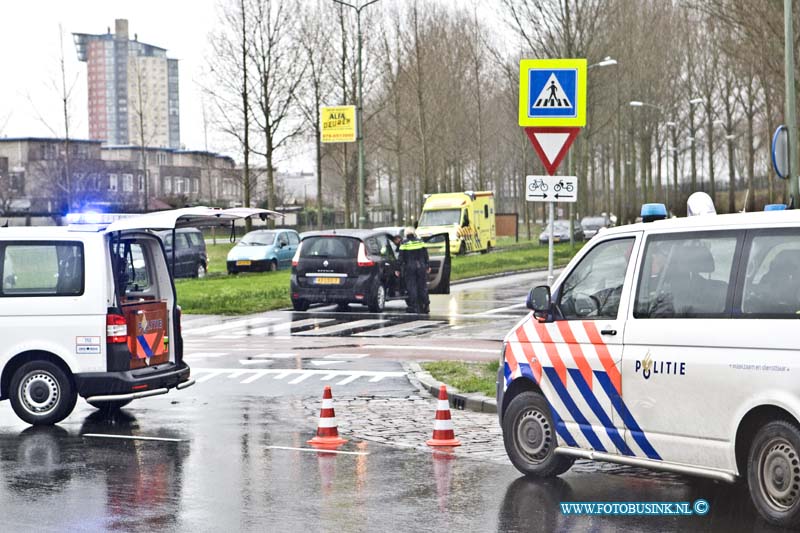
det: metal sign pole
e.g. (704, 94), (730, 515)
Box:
(548, 201), (554, 285)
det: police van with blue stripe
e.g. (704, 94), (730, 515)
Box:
(498, 194), (800, 527)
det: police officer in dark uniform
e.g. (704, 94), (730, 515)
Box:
(397, 227), (430, 314)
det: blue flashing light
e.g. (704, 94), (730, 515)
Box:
(65, 212), (138, 226)
(641, 203), (667, 222)
(764, 204), (787, 211)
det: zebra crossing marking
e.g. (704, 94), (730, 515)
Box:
(352, 320), (441, 337)
(295, 318), (389, 337)
(191, 367), (406, 386)
(182, 316), (280, 336)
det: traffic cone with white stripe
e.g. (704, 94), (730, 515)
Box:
(426, 385), (461, 447)
(308, 385), (347, 448)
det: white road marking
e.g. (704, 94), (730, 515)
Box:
(192, 367), (405, 386)
(227, 370), (249, 378)
(478, 302), (528, 315)
(239, 359), (273, 365)
(182, 316), (280, 336)
(83, 434), (185, 443)
(241, 371), (268, 384)
(188, 352), (228, 358)
(336, 373), (364, 385)
(352, 320), (441, 337)
(364, 344), (498, 354)
(289, 373), (314, 384)
(323, 353), (370, 359)
(265, 445), (368, 456)
(296, 319), (389, 337)
(243, 318), (336, 336)
(310, 360), (346, 366)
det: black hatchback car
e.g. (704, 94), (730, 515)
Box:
(290, 229), (450, 312)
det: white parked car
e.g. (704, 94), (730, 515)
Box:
(499, 202), (800, 527)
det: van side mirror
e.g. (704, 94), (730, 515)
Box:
(527, 285), (551, 313)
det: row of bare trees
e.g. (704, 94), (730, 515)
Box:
(204, 0), (800, 230)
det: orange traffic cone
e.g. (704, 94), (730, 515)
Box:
(426, 385), (461, 447)
(308, 385), (347, 448)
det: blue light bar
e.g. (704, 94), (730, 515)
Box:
(66, 212), (139, 225)
(764, 204), (787, 211)
(641, 203), (667, 222)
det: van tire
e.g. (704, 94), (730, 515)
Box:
(195, 262), (207, 278)
(747, 420), (800, 528)
(10, 361), (77, 426)
(269, 260), (278, 272)
(503, 391), (574, 478)
(88, 399), (132, 413)
(368, 284), (386, 313)
(292, 299), (310, 312)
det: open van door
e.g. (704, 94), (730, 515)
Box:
(422, 233), (451, 294)
(105, 206), (282, 232)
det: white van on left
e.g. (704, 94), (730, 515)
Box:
(0, 207), (277, 425)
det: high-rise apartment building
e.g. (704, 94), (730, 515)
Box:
(73, 19), (180, 149)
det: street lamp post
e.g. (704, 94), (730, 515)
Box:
(332, 0), (380, 228)
(665, 121), (678, 212)
(715, 119), (738, 213)
(567, 56), (617, 245)
(629, 100), (663, 204)
(688, 97), (703, 193)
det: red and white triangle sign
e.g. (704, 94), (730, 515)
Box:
(524, 127), (580, 176)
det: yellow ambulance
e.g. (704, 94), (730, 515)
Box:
(416, 191), (496, 255)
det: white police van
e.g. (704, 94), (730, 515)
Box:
(0, 207), (274, 425)
(498, 196), (800, 526)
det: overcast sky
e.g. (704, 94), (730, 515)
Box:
(0, 1), (219, 150)
(0, 0), (505, 172)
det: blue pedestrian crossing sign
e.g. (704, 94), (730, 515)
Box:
(519, 59), (586, 127)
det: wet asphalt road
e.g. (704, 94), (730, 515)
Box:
(0, 270), (792, 531)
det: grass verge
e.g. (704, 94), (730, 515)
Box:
(421, 361), (500, 397)
(178, 241), (582, 315)
(450, 241), (580, 281)
(176, 271), (290, 315)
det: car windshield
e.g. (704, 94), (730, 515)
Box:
(582, 217), (606, 229)
(300, 237), (359, 259)
(419, 209), (461, 226)
(241, 232), (275, 246)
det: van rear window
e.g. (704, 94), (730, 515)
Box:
(1, 242), (84, 297)
(300, 237), (358, 259)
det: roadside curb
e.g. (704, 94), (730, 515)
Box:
(402, 361), (497, 415)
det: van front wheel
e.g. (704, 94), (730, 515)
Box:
(748, 420), (800, 528)
(10, 361), (77, 425)
(503, 391), (574, 478)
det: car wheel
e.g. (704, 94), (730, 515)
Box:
(747, 420), (800, 528)
(196, 263), (207, 278)
(336, 302), (350, 312)
(368, 284), (386, 313)
(228, 270), (238, 275)
(88, 399), (132, 414)
(269, 260), (278, 272)
(480, 242), (492, 254)
(9, 361), (77, 426)
(292, 299), (310, 312)
(502, 391), (574, 478)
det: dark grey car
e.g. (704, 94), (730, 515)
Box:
(157, 228), (208, 278)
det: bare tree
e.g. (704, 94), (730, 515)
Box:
(298, 1), (334, 229)
(250, 0), (306, 227)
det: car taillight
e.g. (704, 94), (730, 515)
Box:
(357, 243), (374, 267)
(106, 314), (128, 344)
(292, 243), (302, 267)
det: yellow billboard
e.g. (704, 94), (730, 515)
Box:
(321, 106), (357, 143)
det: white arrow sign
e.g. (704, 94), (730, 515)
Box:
(525, 175), (578, 203)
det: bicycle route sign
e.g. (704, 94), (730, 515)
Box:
(525, 175), (578, 203)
